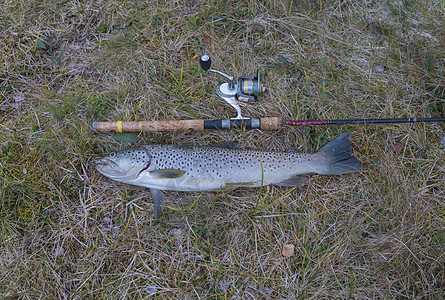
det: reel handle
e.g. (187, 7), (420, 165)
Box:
(199, 55), (211, 71)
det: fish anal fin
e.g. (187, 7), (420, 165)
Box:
(275, 176), (308, 187)
(150, 169), (186, 179)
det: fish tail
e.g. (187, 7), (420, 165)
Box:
(317, 132), (365, 175)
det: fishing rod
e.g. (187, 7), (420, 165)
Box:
(93, 55), (444, 133)
(93, 117), (445, 133)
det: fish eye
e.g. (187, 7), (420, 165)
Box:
(110, 152), (116, 158)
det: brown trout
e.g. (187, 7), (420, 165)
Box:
(96, 132), (365, 217)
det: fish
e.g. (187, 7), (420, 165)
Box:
(95, 132), (365, 217)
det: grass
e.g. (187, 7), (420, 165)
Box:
(1, 0), (444, 298)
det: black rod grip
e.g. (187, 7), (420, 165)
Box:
(204, 118), (261, 130)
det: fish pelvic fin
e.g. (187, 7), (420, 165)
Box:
(317, 132), (365, 175)
(150, 188), (165, 218)
(225, 181), (257, 188)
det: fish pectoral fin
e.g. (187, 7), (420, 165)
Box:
(275, 176), (308, 187)
(150, 169), (186, 179)
(150, 188), (165, 218)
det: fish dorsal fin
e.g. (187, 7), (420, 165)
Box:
(275, 176), (308, 187)
(209, 141), (239, 149)
(150, 169), (186, 179)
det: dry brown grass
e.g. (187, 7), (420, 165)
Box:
(1, 0), (444, 298)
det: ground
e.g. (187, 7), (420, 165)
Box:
(1, 0), (444, 298)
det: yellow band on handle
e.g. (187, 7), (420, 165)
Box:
(116, 121), (123, 133)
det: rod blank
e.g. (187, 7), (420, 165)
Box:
(285, 117), (445, 125)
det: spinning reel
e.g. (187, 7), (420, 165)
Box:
(199, 54), (265, 119)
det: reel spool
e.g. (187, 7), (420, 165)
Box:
(199, 55), (265, 119)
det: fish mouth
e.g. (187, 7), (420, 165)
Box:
(95, 158), (140, 180)
(95, 158), (123, 175)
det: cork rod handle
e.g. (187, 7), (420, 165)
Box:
(93, 117), (283, 133)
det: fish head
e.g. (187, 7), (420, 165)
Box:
(95, 147), (152, 181)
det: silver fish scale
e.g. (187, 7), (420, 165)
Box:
(141, 145), (313, 188)
(96, 132), (364, 199)
(122, 148), (150, 167)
